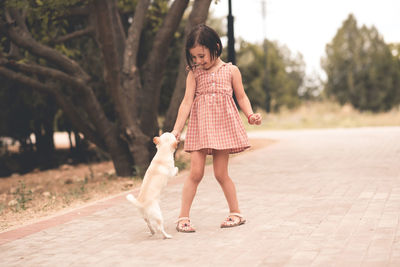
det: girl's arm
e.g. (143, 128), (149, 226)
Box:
(231, 65), (262, 125)
(171, 71), (196, 140)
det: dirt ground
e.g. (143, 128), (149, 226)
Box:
(0, 139), (271, 232)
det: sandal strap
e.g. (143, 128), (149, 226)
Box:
(175, 217), (191, 223)
(229, 213), (243, 218)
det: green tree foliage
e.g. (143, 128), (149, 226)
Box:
(236, 40), (305, 112)
(388, 43), (400, 107)
(322, 14), (400, 112)
(298, 71), (324, 101)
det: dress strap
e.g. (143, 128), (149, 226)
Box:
(214, 61), (232, 73)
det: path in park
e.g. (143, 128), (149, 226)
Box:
(1, 127), (399, 266)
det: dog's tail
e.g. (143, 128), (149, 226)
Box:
(126, 194), (141, 208)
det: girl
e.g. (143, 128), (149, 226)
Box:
(172, 24), (262, 233)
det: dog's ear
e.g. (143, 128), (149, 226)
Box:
(153, 137), (160, 145)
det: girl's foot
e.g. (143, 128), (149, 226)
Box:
(176, 217), (196, 233)
(220, 213), (246, 228)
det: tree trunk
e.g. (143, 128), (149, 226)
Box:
(163, 0), (213, 132)
(33, 117), (55, 168)
(91, 0), (151, 176)
(93, 0), (191, 175)
(34, 121), (55, 156)
(140, 0), (189, 136)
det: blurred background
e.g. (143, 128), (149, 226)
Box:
(0, 0), (399, 177)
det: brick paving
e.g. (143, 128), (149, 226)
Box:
(0, 127), (399, 266)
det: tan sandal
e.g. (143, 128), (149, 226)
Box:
(176, 217), (196, 233)
(220, 213), (246, 228)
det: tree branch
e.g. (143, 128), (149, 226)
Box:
(163, 0), (213, 132)
(3, 8), (90, 81)
(6, 60), (90, 90)
(140, 0), (190, 135)
(60, 6), (90, 18)
(123, 0), (151, 76)
(0, 65), (106, 150)
(120, 0), (151, 118)
(92, 0), (126, 71)
(51, 26), (94, 44)
(5, 59), (119, 150)
(146, 0), (189, 73)
(55, 6), (132, 20)
(7, 6), (28, 32)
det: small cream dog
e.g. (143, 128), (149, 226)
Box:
(126, 132), (178, 239)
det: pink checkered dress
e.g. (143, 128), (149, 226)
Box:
(184, 62), (250, 155)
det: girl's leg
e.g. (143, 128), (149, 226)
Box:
(178, 150), (207, 222)
(212, 149), (240, 214)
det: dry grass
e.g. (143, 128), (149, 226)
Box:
(0, 161), (142, 232)
(244, 101), (400, 131)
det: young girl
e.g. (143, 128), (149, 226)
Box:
(171, 24), (262, 233)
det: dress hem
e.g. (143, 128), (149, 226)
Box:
(184, 145), (250, 155)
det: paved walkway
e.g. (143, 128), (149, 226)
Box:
(1, 127), (400, 266)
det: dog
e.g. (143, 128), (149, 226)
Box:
(126, 132), (179, 239)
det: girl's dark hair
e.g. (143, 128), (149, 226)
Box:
(185, 24), (223, 69)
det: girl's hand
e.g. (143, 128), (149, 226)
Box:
(171, 129), (181, 141)
(248, 113), (262, 125)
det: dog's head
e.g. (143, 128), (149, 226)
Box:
(153, 132), (178, 151)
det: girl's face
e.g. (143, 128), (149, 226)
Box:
(189, 45), (217, 70)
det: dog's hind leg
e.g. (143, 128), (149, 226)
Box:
(144, 218), (156, 235)
(150, 202), (172, 239)
(158, 220), (172, 239)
